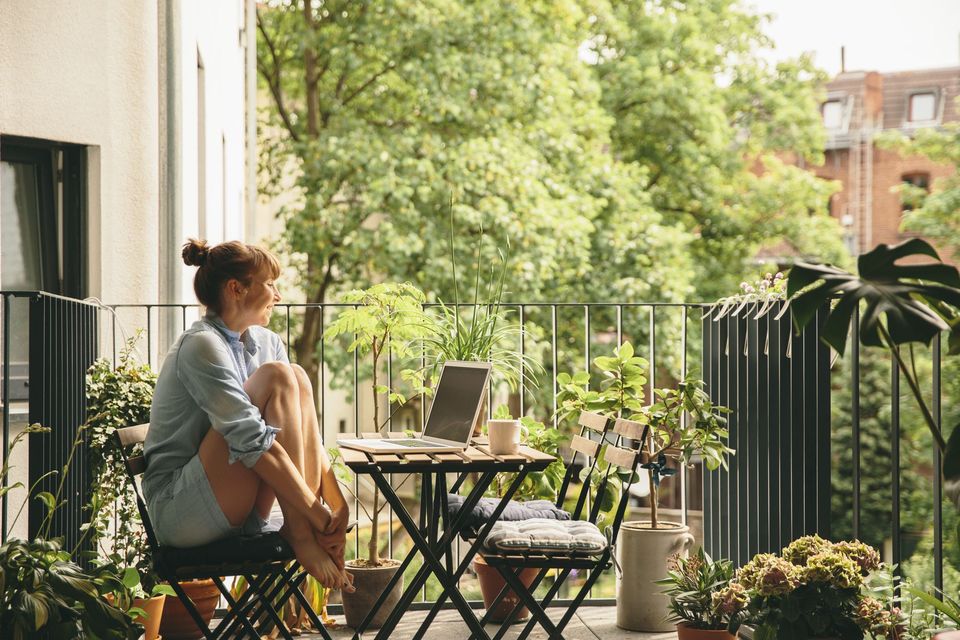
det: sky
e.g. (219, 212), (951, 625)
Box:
(748, 0), (960, 76)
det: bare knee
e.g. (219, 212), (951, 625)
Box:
(290, 364), (314, 400)
(257, 361), (299, 393)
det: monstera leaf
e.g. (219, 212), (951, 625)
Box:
(787, 239), (960, 507)
(787, 239), (960, 357)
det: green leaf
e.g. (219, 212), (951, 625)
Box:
(787, 240), (960, 356)
(35, 491), (56, 512)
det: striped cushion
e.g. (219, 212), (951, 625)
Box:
(483, 518), (608, 554)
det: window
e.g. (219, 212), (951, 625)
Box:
(908, 92), (937, 122)
(1, 137), (86, 296)
(822, 100), (844, 129)
(901, 172), (930, 212)
(1, 137), (86, 400)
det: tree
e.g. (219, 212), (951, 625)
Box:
(877, 103), (960, 256)
(256, 0), (848, 388)
(590, 0), (849, 298)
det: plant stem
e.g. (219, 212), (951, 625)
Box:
(878, 324), (947, 452)
(649, 468), (659, 528)
(369, 336), (382, 565)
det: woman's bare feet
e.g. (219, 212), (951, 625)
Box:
(281, 524), (355, 591)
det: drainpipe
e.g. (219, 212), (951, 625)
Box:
(245, 0), (257, 242)
(159, 0), (182, 344)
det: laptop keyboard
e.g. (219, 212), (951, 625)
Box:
(392, 439), (448, 447)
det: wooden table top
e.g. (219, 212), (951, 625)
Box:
(336, 432), (556, 472)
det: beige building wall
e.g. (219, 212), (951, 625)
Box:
(0, 0), (252, 540)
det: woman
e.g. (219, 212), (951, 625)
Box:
(143, 239), (353, 590)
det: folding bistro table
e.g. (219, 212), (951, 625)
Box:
(339, 434), (555, 640)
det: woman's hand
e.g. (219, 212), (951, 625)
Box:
(316, 506), (349, 570)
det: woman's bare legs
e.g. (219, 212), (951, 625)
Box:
(199, 361), (346, 587)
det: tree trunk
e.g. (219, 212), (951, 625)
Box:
(649, 469), (659, 529)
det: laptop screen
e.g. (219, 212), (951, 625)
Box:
(423, 363), (490, 444)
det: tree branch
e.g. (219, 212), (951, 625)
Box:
(257, 10), (300, 143)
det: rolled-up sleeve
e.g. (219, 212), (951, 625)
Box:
(176, 332), (279, 467)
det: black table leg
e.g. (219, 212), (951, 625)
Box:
(367, 468), (499, 640)
(373, 470), (497, 639)
(413, 468), (532, 640)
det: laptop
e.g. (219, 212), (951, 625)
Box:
(337, 360), (491, 454)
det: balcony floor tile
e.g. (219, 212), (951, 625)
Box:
(304, 606), (677, 639)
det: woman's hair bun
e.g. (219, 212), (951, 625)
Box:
(182, 238), (210, 267)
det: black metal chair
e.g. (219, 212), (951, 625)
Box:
(474, 411), (649, 640)
(113, 423), (334, 640)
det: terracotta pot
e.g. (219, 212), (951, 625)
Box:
(133, 594), (167, 640)
(104, 593), (165, 640)
(934, 633), (960, 640)
(159, 579), (220, 640)
(677, 621), (735, 640)
(341, 560), (404, 630)
(473, 554), (539, 623)
(616, 521), (695, 632)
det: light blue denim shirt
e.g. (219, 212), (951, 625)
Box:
(142, 312), (289, 502)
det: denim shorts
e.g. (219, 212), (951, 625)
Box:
(146, 454), (277, 548)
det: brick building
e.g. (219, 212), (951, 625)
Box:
(812, 66), (959, 260)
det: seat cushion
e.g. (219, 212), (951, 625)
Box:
(154, 531), (294, 575)
(447, 494), (571, 530)
(483, 518), (608, 554)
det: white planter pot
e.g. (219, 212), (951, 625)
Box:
(616, 521), (695, 632)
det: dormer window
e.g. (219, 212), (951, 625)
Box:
(909, 92), (937, 122)
(822, 99), (844, 129)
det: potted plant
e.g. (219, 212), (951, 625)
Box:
(80, 333), (175, 640)
(324, 282), (433, 629)
(421, 219), (543, 435)
(0, 423), (136, 639)
(657, 547), (739, 639)
(725, 536), (900, 640)
(556, 341), (734, 632)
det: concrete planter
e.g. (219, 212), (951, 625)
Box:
(616, 521), (695, 632)
(341, 560), (404, 630)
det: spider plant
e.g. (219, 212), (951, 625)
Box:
(421, 214), (542, 393)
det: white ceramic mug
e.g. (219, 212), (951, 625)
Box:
(487, 419), (528, 455)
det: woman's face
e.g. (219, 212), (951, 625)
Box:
(239, 268), (281, 327)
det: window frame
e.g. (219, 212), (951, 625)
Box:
(904, 88), (942, 126)
(0, 136), (87, 297)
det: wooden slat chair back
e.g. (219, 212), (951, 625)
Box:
(477, 410), (650, 640)
(112, 424), (331, 640)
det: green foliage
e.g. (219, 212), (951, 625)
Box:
(656, 547), (737, 630)
(787, 239), (960, 358)
(257, 0), (847, 390)
(80, 333), (160, 594)
(555, 341), (732, 527)
(420, 218), (543, 393)
(877, 104), (960, 256)
(732, 538), (894, 640)
(325, 283), (433, 565)
(786, 240), (960, 511)
(555, 341), (648, 423)
(0, 426), (134, 639)
(0, 538), (135, 640)
(648, 372), (732, 473)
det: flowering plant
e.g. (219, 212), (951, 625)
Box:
(657, 547), (742, 630)
(724, 536), (901, 640)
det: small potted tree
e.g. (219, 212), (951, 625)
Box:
(657, 547), (740, 639)
(557, 341), (734, 632)
(324, 282), (432, 629)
